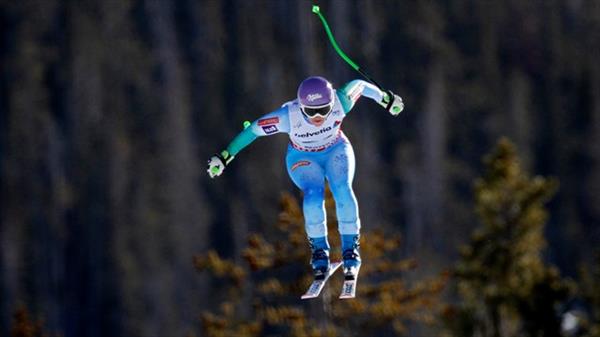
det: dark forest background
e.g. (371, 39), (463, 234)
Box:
(1, 0), (599, 336)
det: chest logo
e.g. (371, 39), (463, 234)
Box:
(294, 126), (333, 138)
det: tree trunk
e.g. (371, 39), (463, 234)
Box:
(407, 60), (446, 256)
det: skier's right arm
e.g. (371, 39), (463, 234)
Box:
(207, 107), (290, 178)
(337, 80), (404, 116)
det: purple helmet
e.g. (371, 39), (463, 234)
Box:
(297, 76), (334, 118)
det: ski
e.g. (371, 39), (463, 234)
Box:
(339, 265), (361, 299)
(301, 261), (342, 299)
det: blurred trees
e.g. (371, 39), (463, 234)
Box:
(195, 189), (447, 337)
(1, 0), (211, 336)
(580, 253), (600, 337)
(10, 305), (58, 337)
(444, 138), (573, 337)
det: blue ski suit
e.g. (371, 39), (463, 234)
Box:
(224, 79), (386, 240)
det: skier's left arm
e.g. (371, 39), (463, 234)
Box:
(336, 79), (404, 116)
(207, 107), (290, 178)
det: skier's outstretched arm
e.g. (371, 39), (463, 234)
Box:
(336, 79), (404, 115)
(207, 107), (290, 178)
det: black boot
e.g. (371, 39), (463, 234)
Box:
(341, 234), (361, 277)
(309, 237), (330, 279)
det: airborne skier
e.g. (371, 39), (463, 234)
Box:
(207, 76), (404, 295)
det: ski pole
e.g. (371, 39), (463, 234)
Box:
(311, 5), (385, 91)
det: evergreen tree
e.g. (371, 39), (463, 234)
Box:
(580, 253), (600, 337)
(445, 138), (573, 337)
(10, 305), (58, 337)
(195, 188), (447, 337)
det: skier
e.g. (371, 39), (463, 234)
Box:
(207, 76), (403, 281)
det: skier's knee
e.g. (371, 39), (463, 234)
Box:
(330, 182), (353, 196)
(306, 221), (327, 237)
(331, 184), (357, 207)
(304, 187), (324, 199)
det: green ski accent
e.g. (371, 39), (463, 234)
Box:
(312, 5), (386, 91)
(220, 150), (230, 159)
(312, 6), (360, 71)
(211, 166), (220, 174)
(243, 121), (251, 129)
(383, 92), (391, 103)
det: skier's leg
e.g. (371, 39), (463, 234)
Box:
(286, 155), (327, 238)
(286, 147), (330, 274)
(325, 141), (360, 235)
(325, 141), (361, 272)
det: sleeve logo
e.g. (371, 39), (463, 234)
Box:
(348, 83), (363, 103)
(258, 117), (279, 126)
(262, 125), (278, 134)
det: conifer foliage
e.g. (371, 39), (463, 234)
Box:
(580, 253), (600, 337)
(445, 138), (573, 337)
(195, 189), (447, 337)
(10, 305), (58, 337)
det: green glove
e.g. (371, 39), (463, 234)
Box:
(379, 90), (404, 116)
(207, 151), (234, 178)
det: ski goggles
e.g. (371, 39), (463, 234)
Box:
(301, 103), (333, 118)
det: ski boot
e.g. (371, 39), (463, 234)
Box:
(309, 236), (331, 280)
(341, 234), (362, 280)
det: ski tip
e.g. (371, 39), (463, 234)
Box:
(312, 5), (320, 14)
